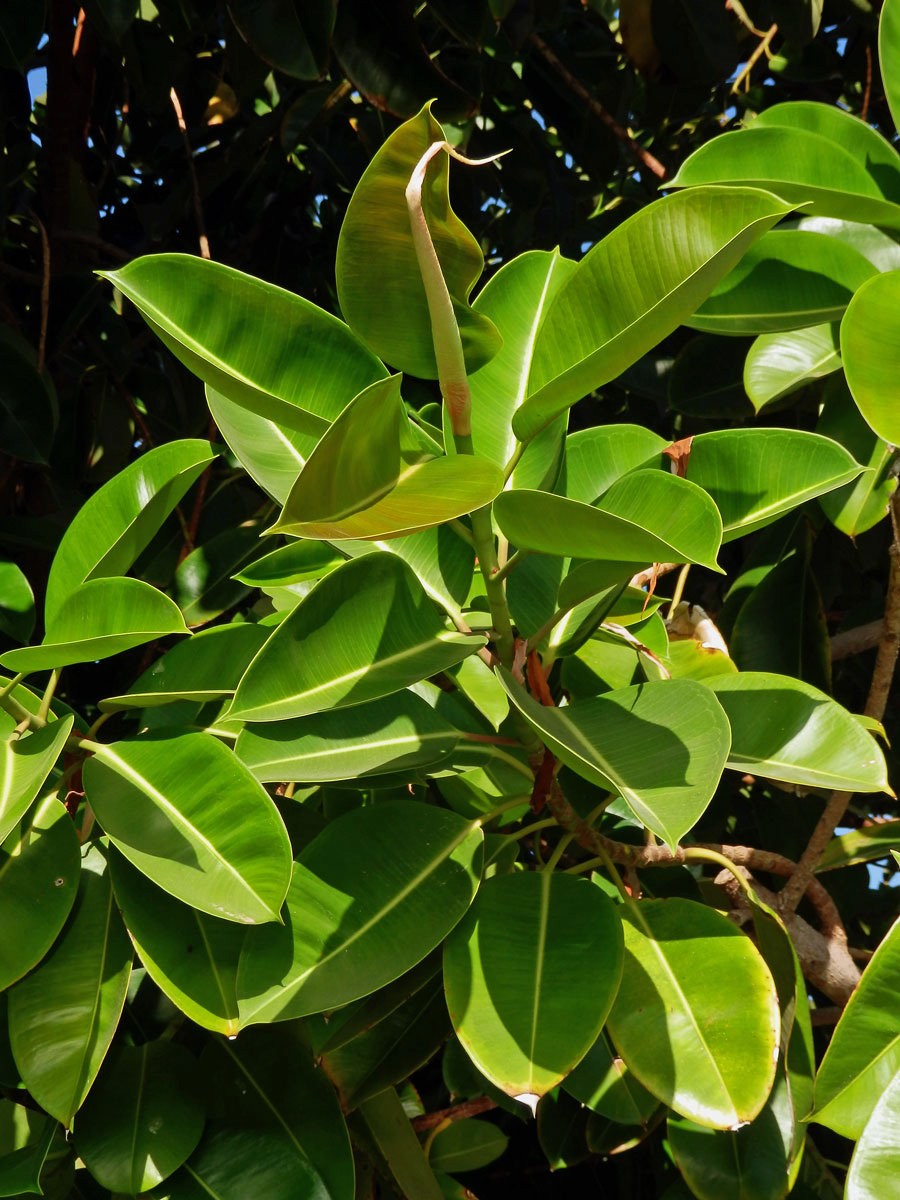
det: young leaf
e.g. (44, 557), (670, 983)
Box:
(428, 1119), (509, 1173)
(744, 322), (842, 412)
(0, 714), (73, 845)
(358, 1088), (443, 1200)
(881, 0), (900, 138)
(841, 271), (900, 445)
(443, 872), (624, 1100)
(563, 1030), (659, 1126)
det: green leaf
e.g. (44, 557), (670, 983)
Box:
(818, 821), (900, 871)
(468, 249), (576, 489)
(7, 855), (132, 1126)
(745, 323), (842, 412)
(812, 914), (900, 1139)
(0, 795), (79, 990)
(428, 1119), (508, 1173)
(237, 801), (482, 1022)
(175, 523), (261, 626)
(83, 732), (292, 924)
(685, 428), (862, 540)
(273, 376), (503, 541)
(687, 230), (874, 335)
(561, 425), (668, 504)
(357, 1088), (443, 1200)
(606, 899), (780, 1129)
(707, 672), (890, 793)
(881, 0), (900, 137)
(227, 0), (333, 79)
(513, 187), (794, 441)
(74, 1041), (205, 1193)
(669, 126), (900, 228)
(817, 377), (897, 537)
(789, 215), (900, 272)
(235, 690), (459, 782)
(753, 101), (900, 203)
(335, 102), (500, 378)
(0, 1115), (55, 1197)
(563, 1030), (659, 1126)
(44, 440), (215, 625)
(102, 255), (386, 433)
(499, 673), (731, 850)
(0, 578), (190, 673)
(0, 714), (73, 845)
(100, 622), (270, 711)
(493, 470), (723, 571)
(0, 327), (57, 464)
(157, 1127), (329, 1199)
(842, 271), (900, 445)
(443, 872), (623, 1100)
(0, 561), (34, 644)
(536, 1088), (592, 1169)
(234, 542), (345, 588)
(109, 850), (246, 1035)
(845, 1067), (900, 1200)
(229, 555), (484, 723)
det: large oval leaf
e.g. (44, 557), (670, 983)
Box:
(443, 872), (624, 1100)
(83, 732), (292, 924)
(494, 470), (723, 571)
(881, 0), (900, 136)
(606, 899), (780, 1130)
(103, 255), (387, 433)
(842, 271), (900, 445)
(513, 186), (793, 441)
(812, 914), (900, 1139)
(110, 851), (246, 1036)
(707, 672), (889, 793)
(744, 322), (841, 412)
(0, 713), (73, 845)
(561, 425), (667, 504)
(74, 1042), (205, 1194)
(44, 440), (215, 625)
(499, 672), (731, 850)
(845, 1067), (900, 1200)
(0, 578), (189, 673)
(229, 555), (484, 723)
(685, 428), (861, 540)
(206, 385), (313, 505)
(0, 795), (79, 990)
(563, 1029), (658, 1126)
(335, 102), (499, 378)
(237, 801), (483, 1022)
(688, 230), (874, 335)
(670, 127), (900, 228)
(235, 690), (459, 782)
(7, 855), (132, 1126)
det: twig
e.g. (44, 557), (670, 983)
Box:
(780, 495), (900, 915)
(830, 619), (883, 661)
(170, 87), (211, 259)
(862, 42), (873, 123)
(27, 210), (51, 374)
(55, 229), (130, 262)
(810, 1007), (843, 1027)
(527, 32), (669, 181)
(730, 24), (778, 94)
(410, 1095), (497, 1132)
(629, 562), (678, 590)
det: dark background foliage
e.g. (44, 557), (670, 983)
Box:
(0, 2), (894, 1195)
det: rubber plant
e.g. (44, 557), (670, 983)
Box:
(4, 51), (900, 1197)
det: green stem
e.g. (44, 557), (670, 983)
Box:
(504, 817), (558, 841)
(476, 794), (533, 824)
(667, 563), (691, 619)
(568, 842), (630, 902)
(469, 503), (516, 666)
(0, 673), (25, 701)
(543, 798), (611, 873)
(493, 549), (527, 584)
(683, 846), (756, 904)
(37, 669), (60, 724)
(0, 691), (43, 730)
(502, 441), (526, 484)
(447, 518), (475, 547)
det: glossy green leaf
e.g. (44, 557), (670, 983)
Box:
(817, 820), (900, 871)
(7, 856), (132, 1126)
(358, 1088), (443, 1200)
(0, 795), (79, 990)
(842, 271), (900, 444)
(0, 561), (34, 644)
(745, 323), (841, 412)
(110, 851), (246, 1035)
(789, 215), (900, 272)
(817, 376), (896, 536)
(536, 1088), (592, 1169)
(881, 0), (900, 136)
(83, 732), (291, 924)
(513, 187), (794, 441)
(101, 622), (270, 711)
(707, 672), (889, 793)
(444, 871), (623, 1100)
(561, 425), (667, 504)
(227, 0), (333, 79)
(175, 523), (261, 626)
(0, 578), (190, 673)
(563, 1030), (659, 1126)
(236, 690), (459, 782)
(449, 655), (508, 731)
(155, 1127), (329, 1199)
(0, 714), (73, 845)
(274, 376), (503, 541)
(845, 1066), (900, 1200)
(230, 555), (484, 722)
(812, 914), (900, 1139)
(753, 101), (900, 203)
(235, 541), (344, 587)
(74, 1041), (205, 1193)
(669, 127), (900, 228)
(0, 1114), (55, 1197)
(468, 249), (576, 489)
(688, 230), (874, 335)
(685, 428), (861, 540)
(43, 440), (215, 625)
(102, 255), (386, 433)
(606, 899), (780, 1129)
(499, 673), (731, 849)
(237, 801), (483, 1022)
(428, 1119), (508, 1173)
(494, 470), (723, 571)
(335, 103), (500, 378)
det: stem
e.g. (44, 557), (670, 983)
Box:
(493, 549), (526, 584)
(683, 847), (755, 905)
(447, 518), (475, 547)
(470, 504), (516, 666)
(0, 692), (43, 730)
(544, 798), (611, 873)
(0, 673), (25, 701)
(477, 794), (533, 824)
(37, 669), (60, 724)
(526, 604), (575, 654)
(502, 441), (526, 483)
(667, 564), (690, 619)
(504, 817), (558, 842)
(87, 710), (114, 740)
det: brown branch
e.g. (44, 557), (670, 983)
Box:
(862, 42), (873, 123)
(810, 1007), (843, 1027)
(780, 495), (900, 915)
(410, 1095), (497, 1132)
(629, 562), (679, 590)
(527, 32), (669, 181)
(170, 87), (211, 259)
(28, 210), (51, 374)
(830, 619), (883, 661)
(54, 229), (130, 262)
